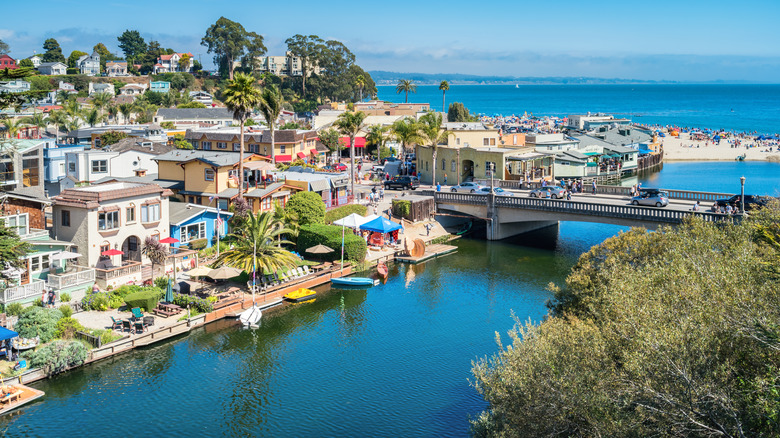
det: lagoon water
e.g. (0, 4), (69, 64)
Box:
(2, 162), (780, 437)
(377, 84), (780, 134)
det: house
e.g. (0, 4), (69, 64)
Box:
(150, 81), (171, 93)
(526, 133), (580, 153)
(65, 124), (168, 147)
(443, 122), (501, 148)
(88, 82), (115, 96)
(567, 114), (631, 131)
(153, 52), (194, 74)
(105, 61), (128, 77)
(64, 139), (172, 183)
(169, 202), (232, 249)
(52, 182), (177, 289)
(0, 80), (31, 93)
(119, 83), (147, 96)
(43, 142), (87, 196)
(0, 190), (95, 305)
(0, 55), (17, 70)
(243, 182), (299, 214)
(0, 139), (46, 197)
(188, 90), (213, 106)
(153, 108), (235, 128)
(28, 55), (41, 68)
(59, 81), (76, 92)
(37, 62), (67, 76)
(253, 52), (321, 77)
(271, 170), (350, 209)
(184, 127), (319, 162)
(154, 149), (271, 209)
(76, 50), (100, 76)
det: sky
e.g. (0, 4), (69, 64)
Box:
(2, 0), (780, 82)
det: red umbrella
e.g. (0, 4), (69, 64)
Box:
(101, 249), (123, 256)
(159, 237), (179, 244)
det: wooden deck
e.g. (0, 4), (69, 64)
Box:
(395, 244), (458, 264)
(0, 384), (44, 415)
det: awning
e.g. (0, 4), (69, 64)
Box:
(274, 155), (292, 163)
(309, 179), (330, 192)
(339, 137), (366, 148)
(296, 152), (306, 159)
(0, 327), (18, 342)
(244, 161), (275, 172)
(361, 216), (402, 233)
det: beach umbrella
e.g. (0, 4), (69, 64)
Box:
(207, 266), (242, 280)
(306, 244), (335, 254)
(165, 277), (174, 303)
(187, 265), (212, 277)
(50, 251), (81, 261)
(101, 249), (123, 256)
(333, 213), (369, 229)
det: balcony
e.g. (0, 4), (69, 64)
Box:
(47, 265), (95, 291)
(1, 279), (45, 304)
(94, 261), (142, 282)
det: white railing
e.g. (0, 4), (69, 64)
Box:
(2, 280), (45, 304)
(95, 261), (142, 281)
(24, 229), (50, 240)
(47, 266), (95, 290)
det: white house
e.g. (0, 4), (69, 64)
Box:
(105, 61), (128, 77)
(120, 83), (147, 96)
(188, 90), (213, 106)
(38, 62), (67, 76)
(88, 82), (115, 96)
(28, 55), (42, 68)
(77, 51), (101, 76)
(65, 147), (161, 183)
(59, 81), (76, 92)
(153, 52), (194, 74)
(0, 80), (31, 93)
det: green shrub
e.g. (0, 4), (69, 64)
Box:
(91, 329), (122, 345)
(6, 302), (23, 316)
(297, 224), (367, 263)
(81, 292), (110, 311)
(54, 317), (85, 339)
(124, 288), (163, 312)
(15, 307), (63, 343)
(325, 204), (368, 224)
(172, 293), (214, 313)
(60, 292), (71, 302)
(108, 296), (124, 309)
(58, 305), (73, 318)
(27, 340), (88, 374)
(392, 199), (411, 219)
(32, 298), (44, 307)
(286, 191), (326, 226)
(189, 238), (208, 250)
(154, 277), (169, 290)
(112, 284), (143, 298)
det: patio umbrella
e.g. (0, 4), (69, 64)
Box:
(165, 277), (173, 302)
(207, 266), (242, 280)
(306, 244), (335, 254)
(187, 265), (212, 277)
(159, 237), (179, 244)
(50, 251), (82, 261)
(101, 249), (123, 256)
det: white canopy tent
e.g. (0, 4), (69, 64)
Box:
(332, 213), (381, 229)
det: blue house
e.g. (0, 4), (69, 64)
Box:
(150, 81), (171, 94)
(43, 142), (86, 196)
(169, 202), (232, 249)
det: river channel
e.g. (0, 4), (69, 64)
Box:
(1, 161), (779, 437)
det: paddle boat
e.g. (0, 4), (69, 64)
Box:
(284, 288), (317, 302)
(331, 277), (378, 287)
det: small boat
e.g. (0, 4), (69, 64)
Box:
(515, 84), (519, 88)
(0, 383), (44, 416)
(736, 154), (746, 161)
(238, 305), (262, 328)
(377, 263), (388, 280)
(331, 277), (378, 287)
(284, 288), (317, 302)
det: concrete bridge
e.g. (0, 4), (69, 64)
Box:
(424, 188), (739, 240)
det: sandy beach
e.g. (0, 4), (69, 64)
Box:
(661, 133), (780, 162)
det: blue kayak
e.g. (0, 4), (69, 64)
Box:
(331, 277), (377, 287)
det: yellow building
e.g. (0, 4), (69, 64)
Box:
(184, 128), (319, 164)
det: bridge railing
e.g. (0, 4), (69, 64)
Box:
(471, 179), (734, 202)
(427, 191), (737, 225)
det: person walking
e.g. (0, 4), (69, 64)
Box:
(379, 186), (385, 201)
(444, 173), (447, 185)
(436, 182), (441, 192)
(592, 181), (597, 195)
(692, 201), (700, 211)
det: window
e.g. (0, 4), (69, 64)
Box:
(456, 138), (461, 145)
(217, 142), (227, 149)
(22, 157), (39, 186)
(126, 205), (135, 223)
(61, 210), (70, 227)
(451, 160), (456, 172)
(100, 244), (109, 255)
(233, 143), (240, 151)
(188, 196), (196, 203)
(261, 197), (272, 210)
(58, 162), (65, 173)
(190, 141), (198, 148)
(2, 214), (29, 235)
(442, 159), (446, 170)
(98, 211), (119, 230)
(483, 138), (490, 146)
(280, 145), (286, 153)
(150, 233), (160, 242)
(91, 160), (108, 173)
(68, 162), (75, 172)
(141, 203), (160, 223)
(204, 168), (215, 181)
(425, 161), (429, 172)
(180, 222), (206, 243)
(31, 254), (49, 272)
(202, 141), (212, 150)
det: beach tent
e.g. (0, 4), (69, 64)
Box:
(361, 217), (402, 234)
(333, 214), (381, 229)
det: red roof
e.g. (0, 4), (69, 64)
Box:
(339, 137), (366, 148)
(159, 55), (174, 61)
(296, 152), (306, 159)
(274, 155), (292, 163)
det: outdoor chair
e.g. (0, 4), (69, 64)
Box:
(131, 307), (143, 319)
(121, 320), (132, 332)
(303, 266), (311, 276)
(110, 316), (122, 330)
(133, 320), (147, 334)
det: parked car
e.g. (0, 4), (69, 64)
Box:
(450, 182), (485, 193)
(474, 187), (515, 196)
(715, 194), (770, 211)
(332, 163), (347, 171)
(631, 191), (669, 207)
(372, 164), (385, 172)
(384, 176), (420, 190)
(529, 186), (566, 199)
(382, 157), (400, 165)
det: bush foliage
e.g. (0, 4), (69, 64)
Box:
(286, 192), (325, 226)
(324, 204), (367, 224)
(27, 340), (88, 374)
(54, 317), (85, 339)
(391, 199), (411, 219)
(472, 208), (780, 437)
(171, 293), (214, 313)
(15, 307), (63, 343)
(297, 224), (366, 262)
(124, 287), (163, 312)
(5, 302), (23, 316)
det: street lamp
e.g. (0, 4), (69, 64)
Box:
(740, 176), (745, 215)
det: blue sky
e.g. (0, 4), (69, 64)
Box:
(3, 0), (780, 82)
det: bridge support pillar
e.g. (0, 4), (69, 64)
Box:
(486, 194), (558, 240)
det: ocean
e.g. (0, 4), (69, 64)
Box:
(376, 84), (780, 134)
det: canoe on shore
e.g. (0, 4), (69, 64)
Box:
(331, 277), (378, 287)
(0, 384), (44, 416)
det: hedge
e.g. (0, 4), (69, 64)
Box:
(286, 191), (326, 225)
(124, 287), (163, 312)
(325, 204), (368, 224)
(16, 307), (63, 343)
(297, 224), (366, 262)
(392, 199), (412, 220)
(172, 293), (214, 313)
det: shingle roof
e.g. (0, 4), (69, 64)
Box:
(168, 202), (231, 225)
(156, 108), (234, 121)
(184, 128), (317, 143)
(105, 138), (174, 155)
(244, 182), (285, 198)
(93, 174), (184, 190)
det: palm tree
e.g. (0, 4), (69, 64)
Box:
(62, 100), (81, 119)
(1, 118), (25, 139)
(419, 112), (449, 186)
(396, 79), (417, 103)
(213, 211), (299, 274)
(142, 236), (169, 279)
(85, 108), (102, 127)
(56, 90), (71, 105)
(355, 75), (366, 102)
(334, 111), (367, 198)
(90, 92), (111, 118)
(223, 72), (263, 199)
(118, 103), (133, 124)
(366, 124), (389, 160)
(439, 80), (450, 113)
(258, 84), (283, 163)
(106, 104), (118, 124)
(48, 110), (69, 143)
(22, 113), (48, 139)
(390, 117), (423, 164)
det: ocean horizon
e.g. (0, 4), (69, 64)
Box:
(377, 84), (780, 134)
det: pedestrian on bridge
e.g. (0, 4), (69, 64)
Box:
(592, 181), (597, 195)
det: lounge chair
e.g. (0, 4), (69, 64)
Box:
(303, 266), (311, 275)
(110, 316), (123, 330)
(121, 320), (132, 332)
(131, 307), (143, 319)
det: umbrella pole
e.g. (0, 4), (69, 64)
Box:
(341, 223), (345, 275)
(252, 239), (256, 305)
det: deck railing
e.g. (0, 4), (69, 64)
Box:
(2, 279), (45, 304)
(94, 261), (142, 281)
(47, 266), (95, 290)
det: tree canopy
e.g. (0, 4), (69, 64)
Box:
(201, 17), (266, 80)
(0, 39), (9, 55)
(0, 220), (32, 269)
(472, 208), (780, 437)
(285, 192), (325, 226)
(42, 38), (65, 63)
(117, 30), (147, 63)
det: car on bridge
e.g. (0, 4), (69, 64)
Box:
(631, 191), (669, 207)
(384, 175), (419, 190)
(529, 186), (566, 199)
(473, 187), (515, 196)
(450, 182), (485, 193)
(715, 194), (770, 211)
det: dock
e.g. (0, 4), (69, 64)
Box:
(395, 244), (458, 264)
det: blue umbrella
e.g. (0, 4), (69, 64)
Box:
(165, 277), (173, 303)
(361, 217), (403, 233)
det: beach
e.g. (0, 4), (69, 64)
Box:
(661, 132), (780, 162)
